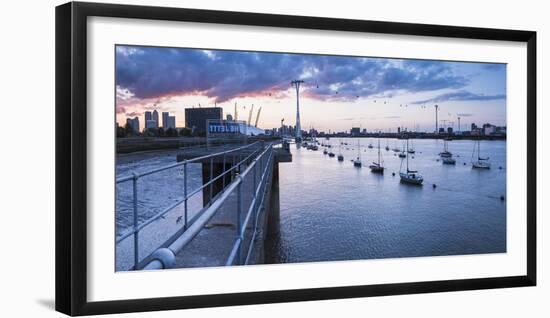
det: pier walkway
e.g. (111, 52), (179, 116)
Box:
(115, 140), (292, 270)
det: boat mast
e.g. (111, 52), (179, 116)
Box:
(478, 139), (481, 160)
(377, 135), (381, 164)
(406, 138), (409, 172)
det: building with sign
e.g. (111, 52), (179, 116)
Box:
(185, 107), (223, 134)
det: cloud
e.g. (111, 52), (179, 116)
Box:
(116, 45), (473, 103)
(340, 117), (366, 121)
(481, 64), (506, 71)
(411, 90), (506, 105)
(125, 111), (142, 117)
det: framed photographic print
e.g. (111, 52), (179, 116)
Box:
(55, 1), (536, 316)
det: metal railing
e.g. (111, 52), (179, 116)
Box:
(115, 141), (266, 270)
(116, 141), (275, 270)
(143, 143), (275, 269)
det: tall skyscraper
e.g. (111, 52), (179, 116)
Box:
(153, 110), (159, 128)
(145, 111), (152, 122)
(162, 112), (169, 128)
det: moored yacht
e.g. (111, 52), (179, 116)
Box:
(471, 139), (490, 169)
(400, 138), (423, 185)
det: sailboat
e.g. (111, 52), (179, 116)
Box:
(398, 140), (407, 158)
(327, 141), (335, 157)
(442, 156), (456, 164)
(439, 139), (452, 157)
(392, 140), (400, 152)
(369, 136), (385, 173)
(400, 139), (423, 185)
(471, 139), (490, 169)
(407, 138), (415, 154)
(353, 139), (362, 167)
(310, 129), (319, 151)
(337, 139), (344, 161)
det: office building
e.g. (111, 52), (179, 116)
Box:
(152, 110), (159, 128)
(166, 116), (176, 129)
(145, 110), (158, 129)
(185, 107), (223, 133)
(126, 117), (140, 133)
(482, 123), (496, 135)
(162, 112), (169, 128)
(146, 120), (157, 129)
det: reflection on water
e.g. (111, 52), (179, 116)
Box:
(266, 137), (506, 264)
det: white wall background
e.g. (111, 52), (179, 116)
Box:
(0, 0), (546, 316)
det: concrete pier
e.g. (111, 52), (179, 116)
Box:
(161, 141), (292, 268)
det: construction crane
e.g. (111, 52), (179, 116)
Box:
(248, 104), (254, 126)
(254, 107), (262, 127)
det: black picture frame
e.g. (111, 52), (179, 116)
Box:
(55, 1), (537, 316)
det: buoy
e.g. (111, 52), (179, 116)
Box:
(463, 162), (466, 165)
(392, 172), (395, 176)
(499, 166), (503, 169)
(500, 195), (505, 201)
(433, 184), (437, 189)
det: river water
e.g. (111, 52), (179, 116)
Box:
(115, 150), (204, 270)
(116, 138), (506, 269)
(266, 137), (506, 264)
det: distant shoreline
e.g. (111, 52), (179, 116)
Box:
(311, 135), (506, 141)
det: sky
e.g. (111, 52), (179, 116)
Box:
(115, 45), (507, 132)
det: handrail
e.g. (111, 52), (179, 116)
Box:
(116, 140), (275, 270)
(116, 141), (261, 183)
(115, 143), (264, 244)
(226, 149), (273, 266)
(141, 143), (275, 270)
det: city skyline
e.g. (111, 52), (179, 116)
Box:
(116, 45), (507, 132)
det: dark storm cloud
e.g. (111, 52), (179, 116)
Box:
(116, 46), (473, 102)
(412, 90), (506, 105)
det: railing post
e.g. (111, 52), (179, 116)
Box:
(232, 154), (236, 177)
(209, 157), (214, 203)
(253, 160), (257, 200)
(260, 150), (264, 176)
(222, 153), (226, 188)
(132, 173), (139, 269)
(236, 176), (243, 265)
(183, 161), (188, 230)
